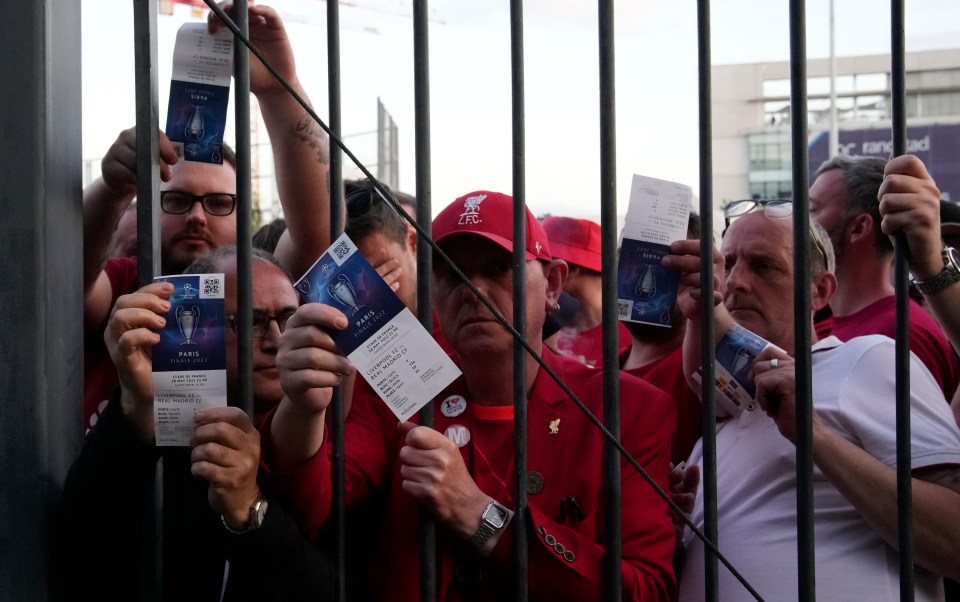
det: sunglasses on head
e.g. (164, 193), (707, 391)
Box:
(722, 199), (829, 272)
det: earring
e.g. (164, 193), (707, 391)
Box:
(550, 302), (561, 315)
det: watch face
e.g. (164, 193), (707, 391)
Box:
(484, 503), (507, 529)
(947, 246), (960, 269)
(252, 498), (269, 529)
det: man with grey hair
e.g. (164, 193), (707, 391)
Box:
(809, 154), (960, 399)
(665, 207), (960, 601)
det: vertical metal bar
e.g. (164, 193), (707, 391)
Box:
(597, 1), (621, 600)
(827, 0), (839, 157)
(509, 1), (529, 599)
(788, 1), (815, 599)
(134, 0), (161, 286)
(889, 1), (914, 598)
(132, 2), (162, 599)
(696, 1), (719, 600)
(412, 2), (437, 600)
(413, 2), (433, 336)
(326, 0), (347, 599)
(233, 0), (254, 417)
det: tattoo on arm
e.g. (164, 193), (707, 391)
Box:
(294, 114), (330, 166)
(915, 465), (960, 493)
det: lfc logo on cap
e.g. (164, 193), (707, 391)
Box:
(458, 194), (486, 225)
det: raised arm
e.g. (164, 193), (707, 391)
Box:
(102, 281), (175, 443)
(879, 154), (960, 355)
(265, 302), (353, 471)
(661, 238), (730, 395)
(83, 128), (178, 332)
(210, 3), (335, 278)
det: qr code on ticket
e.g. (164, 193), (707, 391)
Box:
(332, 239), (352, 263)
(201, 276), (223, 298)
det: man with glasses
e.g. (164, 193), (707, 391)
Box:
(665, 207), (960, 601)
(57, 246), (336, 600)
(82, 4), (332, 431)
(809, 155), (960, 400)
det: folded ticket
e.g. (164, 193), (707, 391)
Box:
(152, 273), (228, 446)
(165, 23), (233, 164)
(617, 174), (692, 327)
(693, 323), (775, 417)
(296, 234), (461, 422)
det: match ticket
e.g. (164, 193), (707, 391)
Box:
(617, 174), (692, 327)
(152, 273), (228, 446)
(694, 323), (774, 417)
(296, 233), (461, 422)
(165, 23), (233, 164)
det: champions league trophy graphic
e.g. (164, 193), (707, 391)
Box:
(732, 347), (755, 378)
(295, 278), (314, 300)
(186, 106), (205, 140)
(635, 265), (657, 299)
(630, 264), (658, 317)
(176, 305), (201, 345)
(328, 274), (363, 315)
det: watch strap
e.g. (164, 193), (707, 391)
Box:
(468, 500), (508, 550)
(910, 246), (960, 296)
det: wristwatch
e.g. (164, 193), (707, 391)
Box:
(910, 246), (960, 296)
(221, 493), (269, 535)
(468, 500), (509, 550)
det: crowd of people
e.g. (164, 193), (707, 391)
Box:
(54, 2), (960, 601)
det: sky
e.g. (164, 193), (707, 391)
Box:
(81, 0), (960, 220)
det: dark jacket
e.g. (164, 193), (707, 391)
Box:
(54, 392), (336, 601)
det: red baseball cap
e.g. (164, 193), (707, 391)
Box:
(541, 216), (601, 272)
(432, 191), (552, 261)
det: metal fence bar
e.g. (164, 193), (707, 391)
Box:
(889, 0), (915, 598)
(597, 1), (622, 599)
(509, 1), (530, 600)
(132, 2), (163, 598)
(325, 0), (348, 598)
(134, 0), (161, 286)
(412, 2), (438, 600)
(233, 0), (254, 418)
(787, 1), (816, 599)
(696, 1), (720, 599)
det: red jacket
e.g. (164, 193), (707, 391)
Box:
(262, 349), (677, 601)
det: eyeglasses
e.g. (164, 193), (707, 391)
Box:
(161, 191), (237, 216)
(345, 183), (398, 219)
(723, 199), (829, 272)
(227, 311), (294, 338)
(723, 199), (793, 226)
(346, 188), (376, 218)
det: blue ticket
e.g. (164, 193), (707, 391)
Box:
(165, 23), (233, 164)
(617, 238), (678, 326)
(296, 234), (461, 421)
(711, 323), (773, 416)
(617, 174), (692, 327)
(152, 273), (227, 446)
